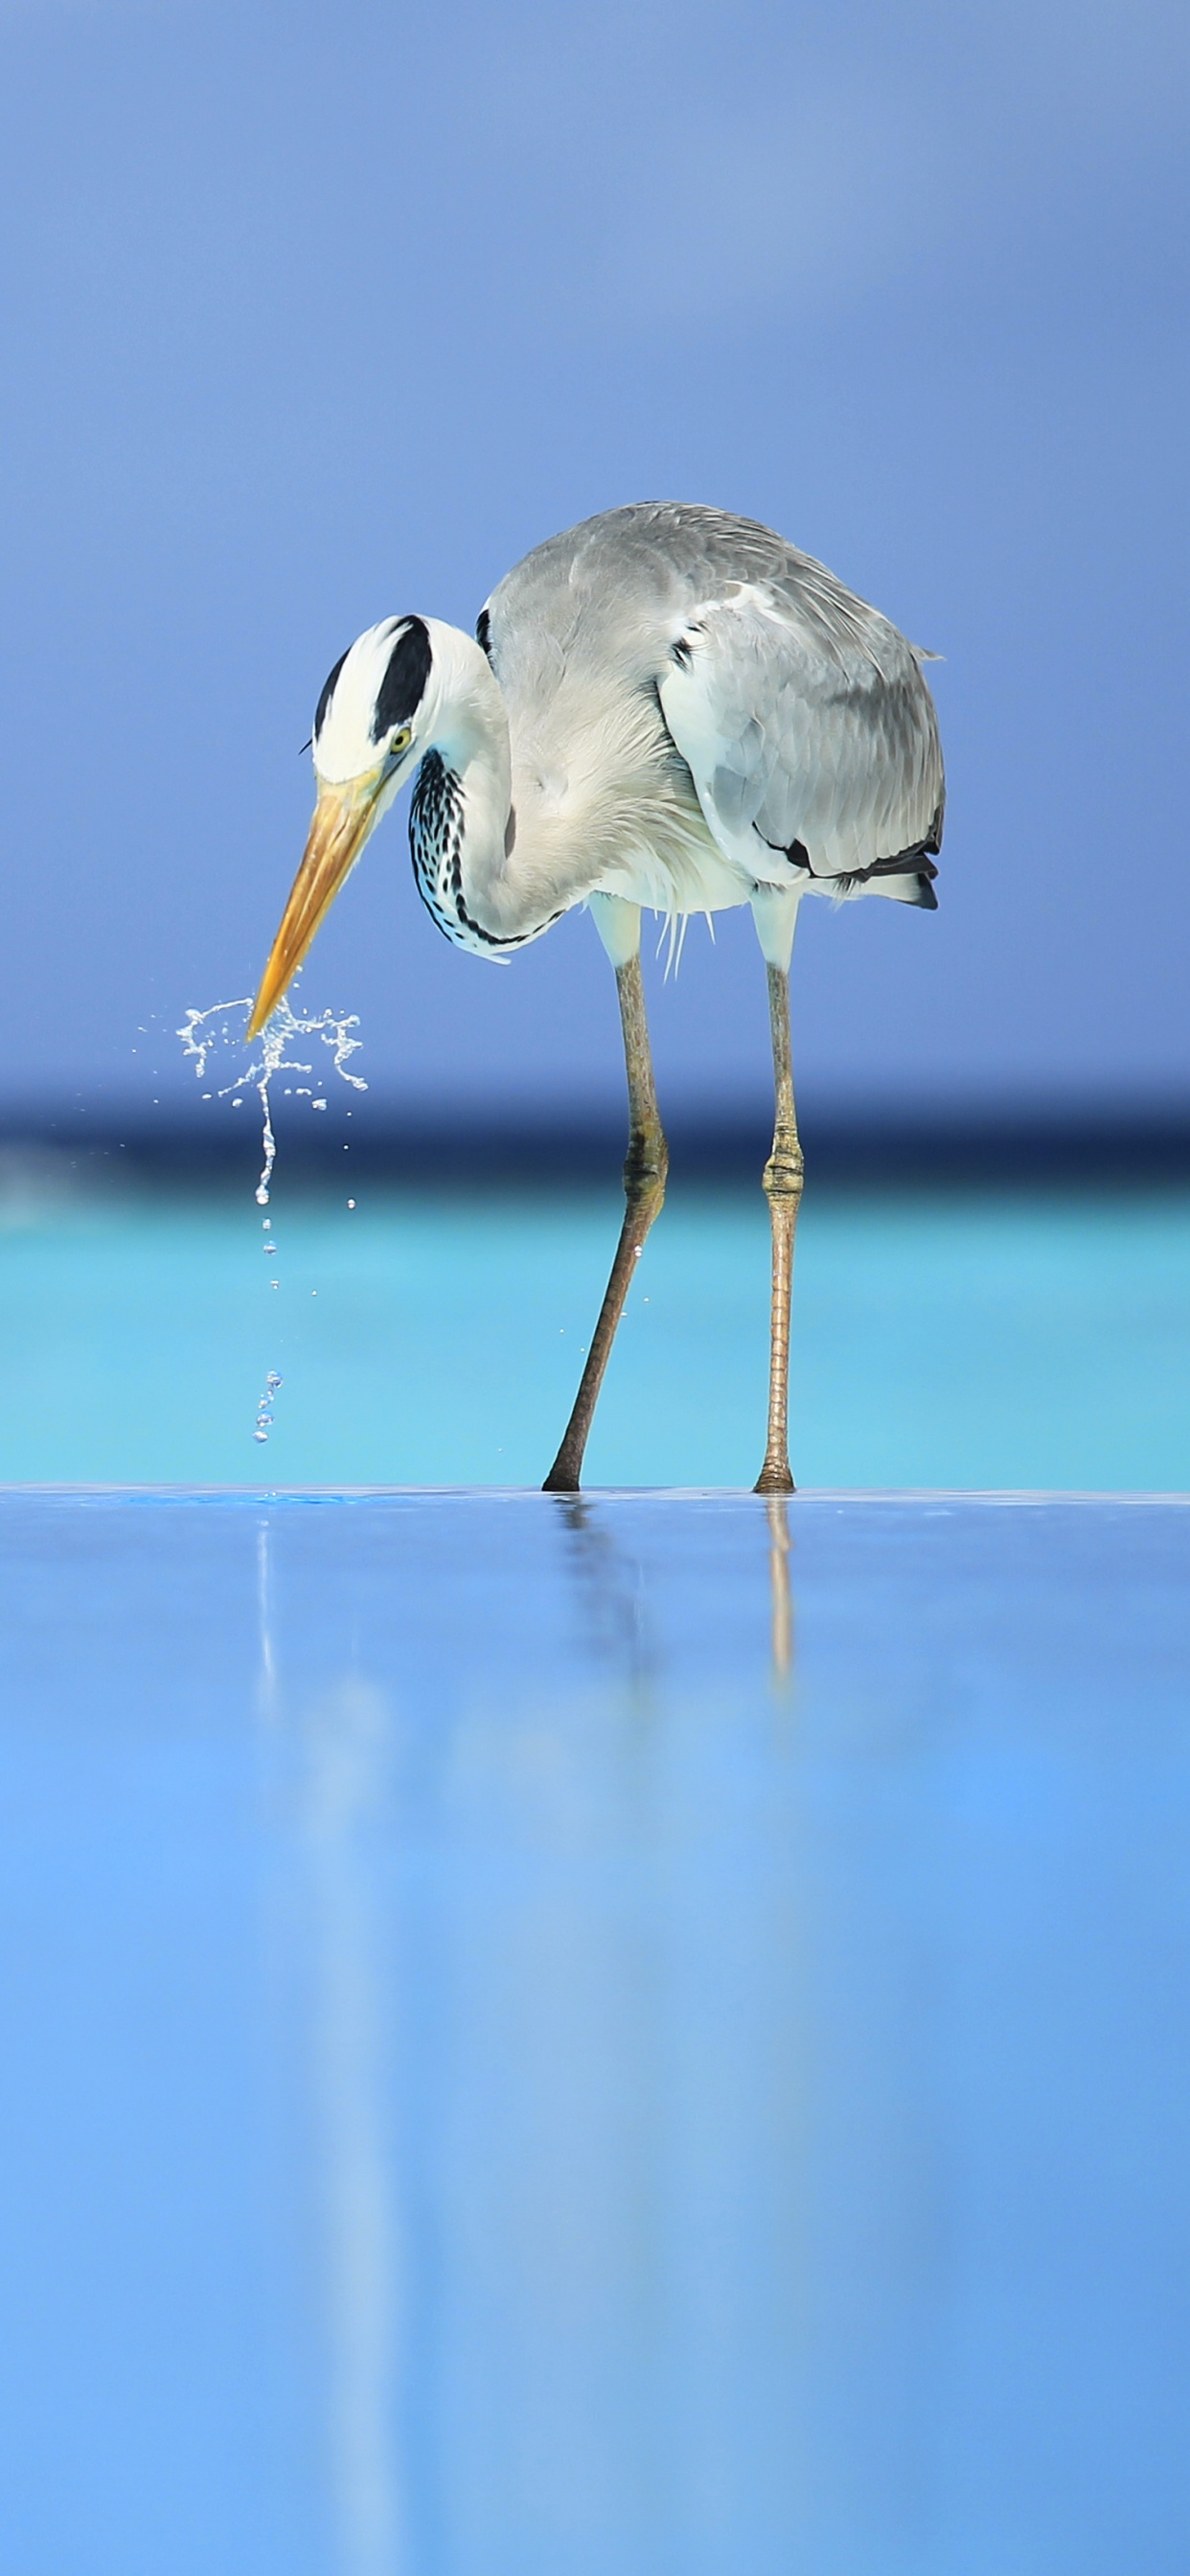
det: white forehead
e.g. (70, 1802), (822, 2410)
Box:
(312, 617), (417, 785)
(310, 614), (496, 785)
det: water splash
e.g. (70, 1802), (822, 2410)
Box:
(176, 992), (367, 1448)
(176, 992), (367, 1205)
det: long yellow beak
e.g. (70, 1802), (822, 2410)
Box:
(248, 774), (384, 1039)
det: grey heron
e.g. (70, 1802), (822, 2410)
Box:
(248, 503), (944, 1493)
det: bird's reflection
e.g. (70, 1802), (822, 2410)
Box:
(257, 1492), (801, 2573)
(551, 1491), (796, 1694)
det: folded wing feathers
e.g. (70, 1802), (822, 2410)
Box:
(665, 580), (944, 890)
(487, 504), (945, 918)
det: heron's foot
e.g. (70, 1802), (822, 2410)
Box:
(754, 1458), (796, 1496)
(542, 1453), (582, 1495)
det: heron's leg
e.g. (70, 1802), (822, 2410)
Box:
(754, 956), (804, 1495)
(543, 946), (667, 1493)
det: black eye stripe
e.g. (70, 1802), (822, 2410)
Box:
(371, 617), (433, 744)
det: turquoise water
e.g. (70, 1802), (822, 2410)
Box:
(1, 1178), (1187, 1487)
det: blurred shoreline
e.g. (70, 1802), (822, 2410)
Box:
(2, 1105), (1188, 1197)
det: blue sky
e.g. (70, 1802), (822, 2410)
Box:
(1, 0), (1186, 1118)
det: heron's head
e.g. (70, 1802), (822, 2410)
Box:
(248, 613), (440, 1038)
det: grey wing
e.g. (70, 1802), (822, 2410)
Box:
(656, 574), (945, 907)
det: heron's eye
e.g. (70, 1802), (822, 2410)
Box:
(389, 726), (412, 759)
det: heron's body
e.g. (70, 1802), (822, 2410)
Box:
(250, 503), (946, 1493)
(389, 504), (943, 954)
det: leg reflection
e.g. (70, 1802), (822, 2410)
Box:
(551, 1494), (657, 1691)
(767, 1495), (795, 1690)
(552, 1492), (794, 1698)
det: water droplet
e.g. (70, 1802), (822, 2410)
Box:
(347, 1197), (355, 1209)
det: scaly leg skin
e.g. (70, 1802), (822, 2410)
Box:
(754, 962), (804, 1495)
(543, 953), (667, 1493)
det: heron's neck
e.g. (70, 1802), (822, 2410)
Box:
(407, 633), (566, 954)
(407, 619), (712, 950)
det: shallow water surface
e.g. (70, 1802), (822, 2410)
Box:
(0, 1181), (1187, 1486)
(1, 1491), (1188, 2574)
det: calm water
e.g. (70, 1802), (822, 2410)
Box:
(1, 1490), (1187, 2575)
(0, 1176), (1187, 1487)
